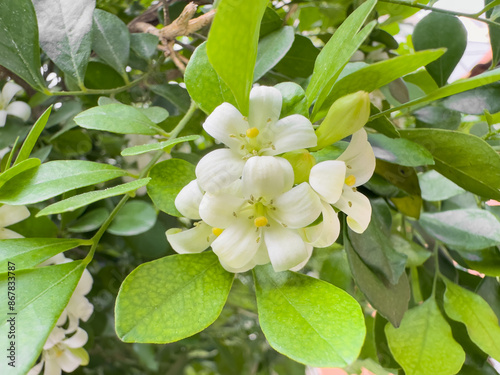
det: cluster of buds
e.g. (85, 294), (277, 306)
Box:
(167, 86), (374, 273)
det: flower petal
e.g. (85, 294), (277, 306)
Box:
(0, 110), (7, 127)
(0, 204), (30, 227)
(27, 360), (44, 375)
(56, 348), (82, 372)
(263, 115), (317, 155)
(63, 328), (88, 349)
(0, 228), (24, 239)
(7, 101), (31, 121)
(196, 149), (245, 193)
(44, 327), (66, 350)
(199, 190), (245, 228)
(175, 180), (204, 219)
(265, 223), (309, 272)
(202, 102), (247, 150)
(44, 357), (63, 375)
(271, 183), (322, 228)
(290, 243), (314, 271)
(335, 187), (372, 233)
(303, 201), (340, 248)
(211, 219), (260, 269)
(309, 160), (346, 203)
(241, 156), (293, 199)
(74, 269), (93, 296)
(166, 222), (214, 254)
(1, 81), (23, 105)
(67, 296), (94, 325)
(248, 86), (282, 130)
(337, 128), (375, 186)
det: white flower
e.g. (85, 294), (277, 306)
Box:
(0, 204), (30, 239)
(0, 81), (31, 127)
(197, 156), (322, 273)
(196, 86), (317, 193)
(307, 129), (375, 245)
(28, 327), (89, 375)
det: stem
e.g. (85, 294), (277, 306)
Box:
(410, 266), (423, 303)
(431, 242), (441, 298)
(168, 100), (198, 138)
(47, 75), (147, 97)
(474, 0), (500, 17)
(379, 0), (500, 29)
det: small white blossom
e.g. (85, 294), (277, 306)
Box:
(0, 204), (30, 239)
(196, 86), (317, 193)
(0, 81), (31, 127)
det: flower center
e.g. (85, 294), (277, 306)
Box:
(246, 127), (259, 138)
(345, 175), (356, 186)
(212, 227), (223, 236)
(254, 216), (268, 227)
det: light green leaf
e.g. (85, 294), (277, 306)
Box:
(254, 26), (294, 81)
(0, 160), (127, 205)
(74, 103), (162, 135)
(184, 42), (237, 114)
(306, 0), (377, 108)
(443, 279), (500, 361)
(400, 129), (500, 200)
(0, 238), (89, 270)
(275, 82), (308, 118)
(138, 106), (169, 124)
(37, 178), (151, 216)
(67, 207), (108, 233)
(313, 49), (445, 120)
(0, 0), (46, 91)
(0, 261), (85, 375)
(413, 13), (467, 86)
(385, 298), (465, 375)
(254, 264), (365, 367)
(92, 9), (130, 77)
(0, 158), (40, 189)
(14, 106), (52, 165)
(107, 200), (157, 236)
(130, 33), (159, 60)
(33, 0), (95, 89)
(121, 135), (199, 156)
(419, 209), (500, 251)
(207, 0), (268, 114)
(418, 170), (465, 201)
(115, 252), (234, 343)
(369, 133), (434, 167)
(147, 159), (195, 217)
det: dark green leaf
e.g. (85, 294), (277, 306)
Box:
(390, 234), (431, 267)
(442, 83), (500, 115)
(107, 200), (157, 236)
(366, 105), (400, 138)
(413, 106), (461, 130)
(149, 83), (191, 115)
(454, 247), (500, 277)
(369, 133), (434, 167)
(67, 207), (109, 233)
(254, 26), (294, 81)
(130, 33), (159, 60)
(254, 264), (365, 367)
(418, 170), (465, 201)
(260, 6), (282, 37)
(487, 0), (500, 67)
(273, 35), (319, 79)
(413, 12), (467, 86)
(115, 252), (234, 343)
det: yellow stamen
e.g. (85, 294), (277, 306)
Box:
(212, 227), (223, 236)
(254, 216), (268, 227)
(345, 175), (356, 186)
(246, 127), (259, 138)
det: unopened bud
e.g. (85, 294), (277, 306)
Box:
(281, 149), (316, 184)
(312, 91), (370, 150)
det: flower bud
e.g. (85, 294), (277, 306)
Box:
(281, 149), (316, 184)
(312, 91), (370, 150)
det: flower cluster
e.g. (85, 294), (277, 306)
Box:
(29, 254), (94, 375)
(0, 81), (31, 127)
(167, 86), (375, 273)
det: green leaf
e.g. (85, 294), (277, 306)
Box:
(37, 178), (151, 216)
(390, 234), (431, 267)
(0, 160), (127, 205)
(130, 33), (159, 60)
(260, 6), (282, 37)
(254, 264), (365, 367)
(418, 170), (465, 201)
(366, 105), (400, 138)
(207, 0), (268, 114)
(7, 207), (58, 238)
(413, 13), (467, 86)
(487, 0), (500, 67)
(275, 82), (309, 118)
(0, 261), (85, 375)
(0, 158), (40, 189)
(0, 0), (46, 91)
(149, 83), (191, 115)
(313, 49), (445, 120)
(369, 133), (434, 167)
(253, 26), (294, 81)
(419, 209), (500, 251)
(138, 106), (169, 124)
(273, 34), (319, 78)
(454, 247), (500, 277)
(443, 279), (500, 361)
(33, 0), (94, 89)
(185, 42), (237, 114)
(115, 252), (234, 343)
(67, 207), (109, 233)
(121, 135), (199, 156)
(306, 0), (377, 108)
(74, 103), (161, 135)
(345, 233), (410, 327)
(413, 106), (461, 130)
(385, 298), (465, 375)
(147, 159), (195, 217)
(92, 9), (130, 77)
(442, 83), (500, 115)
(107, 200), (157, 236)
(14, 106), (52, 165)
(400, 129), (500, 200)
(0, 238), (89, 270)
